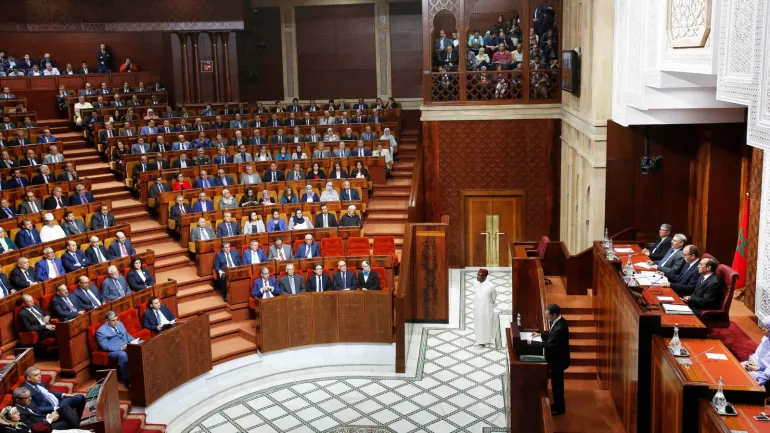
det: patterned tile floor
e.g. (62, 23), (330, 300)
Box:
(182, 269), (512, 433)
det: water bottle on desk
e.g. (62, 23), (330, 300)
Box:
(669, 324), (682, 356)
(602, 228), (610, 248)
(712, 377), (728, 414)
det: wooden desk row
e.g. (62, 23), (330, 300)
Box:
(1, 72), (162, 92)
(0, 178), (89, 200)
(0, 221), (129, 268)
(253, 290), (392, 352)
(0, 142), (69, 161)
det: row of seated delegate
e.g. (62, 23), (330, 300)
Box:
(1, 164), (80, 189)
(0, 179), (91, 207)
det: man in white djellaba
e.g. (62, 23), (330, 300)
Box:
(474, 268), (497, 346)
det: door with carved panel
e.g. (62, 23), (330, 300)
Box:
(464, 192), (524, 267)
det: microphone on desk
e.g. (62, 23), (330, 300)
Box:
(689, 346), (715, 360)
(647, 276), (665, 287)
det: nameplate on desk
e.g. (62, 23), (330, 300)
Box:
(706, 353), (728, 361)
(676, 358), (692, 366)
(657, 296), (675, 303)
(614, 247), (634, 253)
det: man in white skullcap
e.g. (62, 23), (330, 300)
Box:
(473, 269), (497, 347)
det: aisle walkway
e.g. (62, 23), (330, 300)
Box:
(176, 269), (512, 433)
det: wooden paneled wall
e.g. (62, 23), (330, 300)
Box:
(605, 120), (748, 264)
(422, 119), (561, 267)
(389, 2), (423, 98)
(295, 4), (377, 99)
(236, 7), (284, 102)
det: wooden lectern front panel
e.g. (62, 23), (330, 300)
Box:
(287, 295), (313, 347)
(312, 293), (339, 344)
(261, 298), (289, 352)
(338, 292), (367, 342)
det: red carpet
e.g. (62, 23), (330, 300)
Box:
(707, 321), (758, 362)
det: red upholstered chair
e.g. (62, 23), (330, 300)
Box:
(87, 322), (110, 367)
(347, 237), (371, 256)
(293, 239), (304, 253)
(372, 266), (388, 291)
(14, 301), (57, 349)
(96, 274), (109, 290)
(699, 263), (739, 328)
(322, 237), (345, 257)
(41, 294), (57, 317)
(373, 236), (398, 266)
(117, 308), (152, 341)
(0, 393), (13, 410)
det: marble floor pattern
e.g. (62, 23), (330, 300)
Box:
(181, 269), (513, 433)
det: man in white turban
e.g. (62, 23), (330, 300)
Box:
(742, 316), (770, 388)
(474, 269), (497, 347)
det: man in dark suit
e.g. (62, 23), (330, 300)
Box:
(0, 199), (16, 219)
(307, 264), (332, 292)
(642, 223), (672, 262)
(434, 30), (450, 64)
(214, 242), (241, 300)
(242, 240), (267, 264)
(284, 113), (299, 127)
(352, 141), (372, 157)
(217, 213), (241, 238)
(18, 192), (43, 215)
(314, 204), (338, 228)
(23, 365), (85, 418)
(296, 234), (321, 259)
(74, 275), (105, 310)
(0, 271), (14, 297)
(50, 284), (85, 321)
(531, 304), (570, 416)
(142, 296), (176, 332)
(17, 293), (54, 339)
(15, 219), (42, 249)
(660, 245), (701, 297)
(58, 162), (80, 182)
(97, 43), (112, 72)
(340, 182), (360, 201)
(62, 240), (90, 273)
(107, 231), (136, 259)
(251, 266), (280, 298)
(149, 176), (170, 201)
(170, 195), (192, 226)
(153, 152), (170, 170)
(301, 112), (315, 125)
(85, 236), (111, 265)
(279, 263), (305, 295)
(270, 128), (288, 144)
(91, 205), (115, 230)
(264, 163), (285, 182)
(31, 165), (54, 185)
(684, 258), (726, 315)
(43, 187), (70, 210)
(333, 261), (357, 290)
(62, 212), (88, 236)
(651, 233), (686, 276)
(339, 205), (362, 228)
(288, 98), (303, 112)
(9, 170), (29, 189)
(13, 386), (81, 430)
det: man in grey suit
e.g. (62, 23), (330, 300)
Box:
(62, 211), (89, 236)
(101, 265), (131, 300)
(233, 145), (253, 163)
(652, 233), (686, 276)
(332, 142), (350, 158)
(18, 192), (43, 215)
(191, 217), (215, 242)
(149, 176), (170, 201)
(286, 163), (305, 181)
(279, 263), (305, 295)
(240, 165), (262, 185)
(268, 238), (294, 261)
(312, 143), (331, 159)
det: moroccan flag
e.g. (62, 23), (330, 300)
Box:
(732, 194), (749, 289)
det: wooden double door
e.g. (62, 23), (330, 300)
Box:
(464, 191), (524, 267)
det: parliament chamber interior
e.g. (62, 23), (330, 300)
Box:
(0, 0), (767, 432)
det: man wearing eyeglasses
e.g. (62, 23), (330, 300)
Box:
(641, 223), (672, 262)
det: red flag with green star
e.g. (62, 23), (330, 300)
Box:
(732, 194), (749, 289)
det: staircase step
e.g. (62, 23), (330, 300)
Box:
(65, 148), (98, 157)
(177, 284), (215, 301)
(570, 339), (598, 352)
(208, 310), (233, 325)
(561, 314), (596, 327)
(131, 231), (170, 246)
(366, 199), (409, 210)
(570, 326), (597, 339)
(564, 366), (597, 380)
(373, 190), (410, 198)
(211, 335), (256, 365)
(571, 352), (598, 366)
(70, 155), (102, 164)
(362, 223), (405, 237)
(561, 307), (594, 315)
(178, 293), (227, 318)
(210, 321), (242, 339)
(365, 213), (408, 222)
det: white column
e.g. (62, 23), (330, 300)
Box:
(374, 2), (392, 98)
(280, 6), (299, 101)
(755, 151), (770, 319)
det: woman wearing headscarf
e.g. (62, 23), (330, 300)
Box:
(259, 189), (276, 205)
(380, 127), (398, 154)
(357, 261), (381, 291)
(288, 209), (314, 230)
(320, 182), (340, 202)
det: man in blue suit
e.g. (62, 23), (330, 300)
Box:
(242, 240), (267, 264)
(352, 141), (372, 157)
(217, 213), (242, 238)
(142, 296), (176, 332)
(214, 242), (241, 301)
(74, 276), (104, 310)
(229, 114), (248, 129)
(139, 120), (158, 135)
(296, 234), (321, 259)
(23, 365), (86, 418)
(339, 181), (361, 201)
(194, 171), (215, 189)
(101, 265), (132, 300)
(214, 169), (235, 187)
(193, 192), (214, 212)
(263, 163), (285, 183)
(95, 311), (135, 388)
(307, 264), (332, 292)
(251, 266), (280, 298)
(62, 240), (90, 272)
(50, 284), (85, 320)
(35, 248), (66, 281)
(15, 219), (42, 249)
(333, 261), (358, 290)
(659, 245), (702, 297)
(69, 184), (95, 205)
(107, 231), (136, 259)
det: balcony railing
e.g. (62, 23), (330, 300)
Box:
(424, 68), (560, 104)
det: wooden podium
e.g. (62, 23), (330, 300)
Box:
(81, 369), (122, 433)
(127, 314), (213, 407)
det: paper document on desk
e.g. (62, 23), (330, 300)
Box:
(520, 332), (542, 343)
(657, 296), (675, 302)
(706, 353), (728, 361)
(662, 304), (694, 315)
(635, 275), (668, 286)
(635, 262), (654, 269)
(614, 247), (634, 253)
